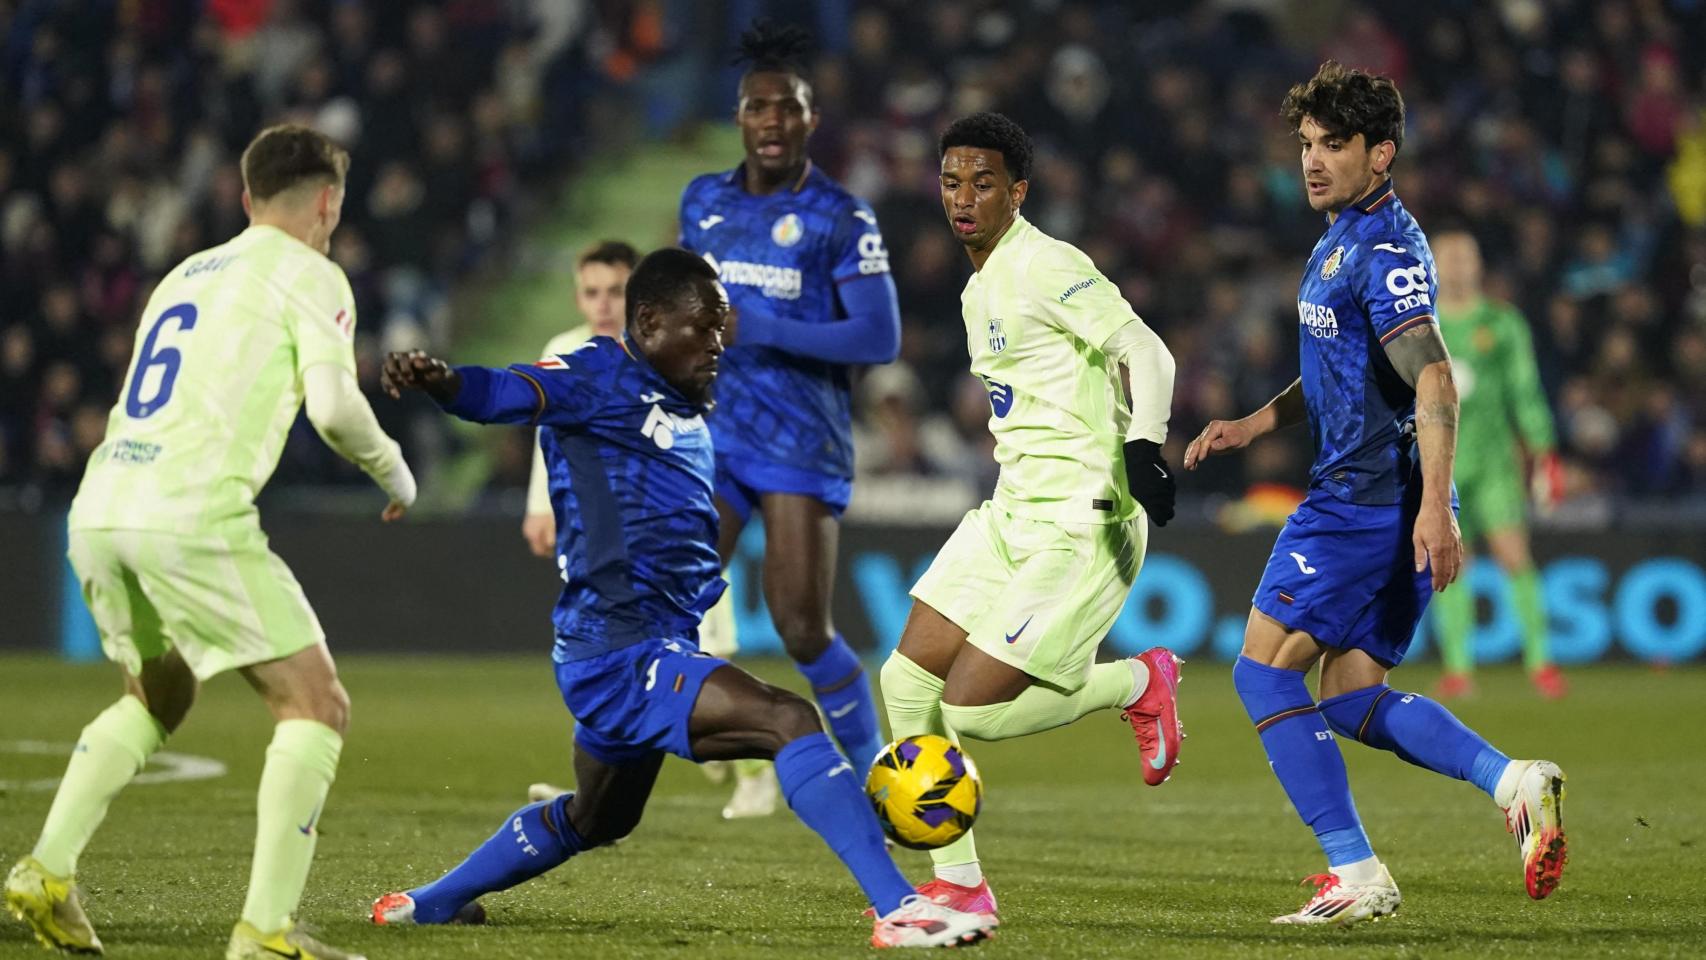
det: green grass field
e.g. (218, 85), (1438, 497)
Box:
(3, 655), (1703, 959)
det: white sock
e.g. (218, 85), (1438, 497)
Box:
(934, 861), (983, 887)
(1334, 856), (1383, 885)
(1492, 759), (1527, 808)
(1122, 658), (1151, 708)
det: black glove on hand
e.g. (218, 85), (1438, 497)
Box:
(1123, 439), (1176, 527)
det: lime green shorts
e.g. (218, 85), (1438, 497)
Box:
(910, 501), (1146, 690)
(1456, 470), (1528, 544)
(67, 526), (325, 681)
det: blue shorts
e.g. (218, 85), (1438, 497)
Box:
(1251, 491), (1437, 668)
(555, 638), (729, 766)
(714, 453), (851, 523)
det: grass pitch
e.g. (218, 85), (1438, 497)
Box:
(3, 655), (1703, 959)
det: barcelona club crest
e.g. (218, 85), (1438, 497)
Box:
(1320, 245), (1345, 280)
(987, 317), (1007, 354)
(771, 213), (804, 247)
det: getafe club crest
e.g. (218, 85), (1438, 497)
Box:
(1320, 245), (1345, 280)
(987, 317), (1007, 354)
(771, 213), (804, 247)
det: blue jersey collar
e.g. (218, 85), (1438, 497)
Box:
(618, 333), (710, 413)
(724, 160), (816, 195)
(1338, 177), (1397, 220)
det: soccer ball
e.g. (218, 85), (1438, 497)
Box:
(865, 734), (982, 850)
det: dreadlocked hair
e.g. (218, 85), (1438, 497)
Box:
(734, 19), (813, 78)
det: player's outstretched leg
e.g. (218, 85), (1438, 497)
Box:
(1316, 675), (1568, 898)
(690, 664), (996, 947)
(1232, 654), (1399, 924)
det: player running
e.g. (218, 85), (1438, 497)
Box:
(369, 249), (996, 949)
(1183, 62), (1567, 925)
(5, 125), (415, 960)
(876, 112), (1183, 918)
(677, 22), (900, 812)
(1430, 228), (1567, 700)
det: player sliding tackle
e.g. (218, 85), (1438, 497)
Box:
(875, 113), (1184, 918)
(1184, 61), (1567, 925)
(370, 249), (996, 949)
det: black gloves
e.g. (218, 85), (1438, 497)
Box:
(1123, 439), (1176, 527)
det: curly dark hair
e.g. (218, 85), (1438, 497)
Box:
(939, 112), (1034, 183)
(1281, 60), (1405, 154)
(733, 19), (812, 80)
(623, 247), (718, 327)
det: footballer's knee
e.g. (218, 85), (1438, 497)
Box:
(766, 689), (826, 750)
(566, 797), (640, 848)
(774, 614), (832, 665)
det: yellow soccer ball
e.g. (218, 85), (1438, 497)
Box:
(865, 734), (983, 850)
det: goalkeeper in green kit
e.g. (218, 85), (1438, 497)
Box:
(1431, 229), (1567, 700)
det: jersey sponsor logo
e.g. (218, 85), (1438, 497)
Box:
(701, 252), (802, 300)
(1057, 276), (1101, 303)
(698, 214), (725, 230)
(1289, 551), (1317, 575)
(771, 212), (805, 247)
(983, 376), (1014, 418)
(641, 404), (707, 450)
(987, 317), (1007, 354)
(856, 232), (890, 274)
(1320, 245), (1345, 280)
(105, 439), (163, 465)
(1385, 264), (1432, 314)
(1298, 300), (1339, 339)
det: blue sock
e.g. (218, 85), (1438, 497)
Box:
(774, 732), (913, 916)
(1233, 656), (1375, 868)
(1318, 685), (1511, 798)
(797, 635), (884, 774)
(408, 795), (585, 923)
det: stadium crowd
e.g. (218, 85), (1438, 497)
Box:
(0, 0), (629, 506)
(5, 1), (1706, 522)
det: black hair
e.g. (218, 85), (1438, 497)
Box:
(578, 239), (639, 270)
(1281, 60), (1405, 155)
(938, 112), (1034, 183)
(624, 248), (719, 327)
(734, 19), (812, 85)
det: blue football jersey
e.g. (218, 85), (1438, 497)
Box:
(441, 336), (725, 662)
(1294, 181), (1442, 505)
(678, 163), (890, 478)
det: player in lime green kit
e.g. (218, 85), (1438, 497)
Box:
(5, 125), (413, 960)
(876, 113), (1183, 918)
(1430, 229), (1567, 700)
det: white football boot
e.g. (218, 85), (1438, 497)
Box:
(721, 763), (780, 819)
(870, 894), (997, 948)
(1271, 865), (1401, 926)
(1501, 759), (1568, 899)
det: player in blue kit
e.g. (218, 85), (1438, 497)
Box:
(367, 249), (994, 949)
(677, 23), (899, 797)
(1184, 62), (1567, 925)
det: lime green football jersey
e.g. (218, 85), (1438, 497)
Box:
(70, 224), (360, 535)
(1438, 297), (1555, 482)
(960, 215), (1144, 524)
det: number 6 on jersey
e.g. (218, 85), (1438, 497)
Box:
(124, 302), (198, 418)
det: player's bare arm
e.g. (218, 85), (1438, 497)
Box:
(1183, 377), (1306, 470)
(1383, 323), (1463, 590)
(381, 350), (462, 403)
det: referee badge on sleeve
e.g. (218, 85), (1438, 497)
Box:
(987, 317), (1007, 354)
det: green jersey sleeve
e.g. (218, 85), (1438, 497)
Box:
(1495, 304), (1556, 453)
